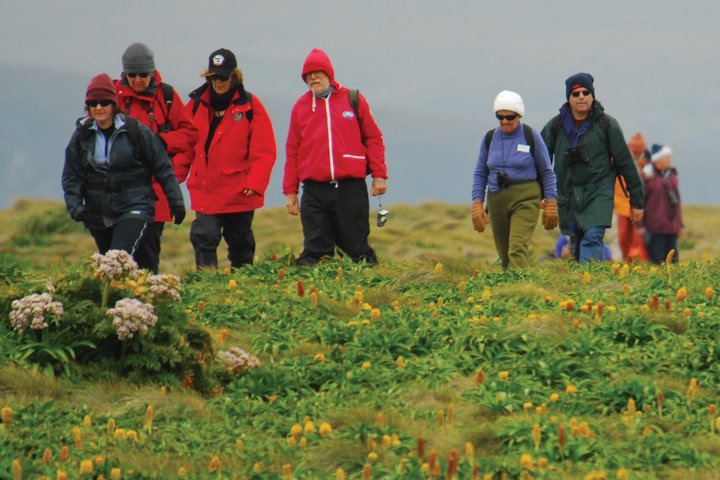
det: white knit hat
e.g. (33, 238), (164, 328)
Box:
(493, 90), (525, 116)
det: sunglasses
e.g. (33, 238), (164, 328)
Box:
(571, 89), (592, 98)
(86, 100), (113, 108)
(126, 72), (151, 79)
(208, 74), (230, 82)
(496, 113), (519, 121)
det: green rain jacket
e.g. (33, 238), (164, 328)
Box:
(541, 101), (643, 234)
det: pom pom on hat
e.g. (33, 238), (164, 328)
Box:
(493, 90), (525, 116)
(208, 48), (237, 77)
(650, 144), (672, 162)
(122, 42), (155, 73)
(565, 72), (595, 99)
(85, 73), (118, 105)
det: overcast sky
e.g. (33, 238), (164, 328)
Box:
(1, 0), (718, 208)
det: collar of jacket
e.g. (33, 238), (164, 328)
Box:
(190, 83), (251, 108)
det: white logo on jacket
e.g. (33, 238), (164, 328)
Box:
(342, 111), (355, 119)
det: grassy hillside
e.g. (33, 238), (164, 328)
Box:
(0, 199), (719, 479)
(1, 198), (718, 273)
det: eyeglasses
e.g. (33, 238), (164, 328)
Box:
(126, 72), (151, 79)
(496, 113), (519, 121)
(86, 100), (113, 108)
(208, 74), (230, 82)
(571, 89), (592, 98)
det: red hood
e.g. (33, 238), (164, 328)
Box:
(301, 48), (338, 87)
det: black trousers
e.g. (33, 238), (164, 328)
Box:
(297, 179), (377, 266)
(133, 222), (165, 274)
(90, 218), (149, 261)
(190, 211), (255, 270)
(646, 232), (679, 264)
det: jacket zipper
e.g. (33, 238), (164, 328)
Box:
(324, 94), (335, 183)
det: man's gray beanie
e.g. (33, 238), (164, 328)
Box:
(122, 42), (155, 72)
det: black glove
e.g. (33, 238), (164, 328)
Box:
(72, 208), (87, 223)
(171, 204), (186, 225)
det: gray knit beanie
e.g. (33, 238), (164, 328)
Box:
(122, 42), (156, 73)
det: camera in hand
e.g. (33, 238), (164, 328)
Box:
(377, 209), (389, 227)
(564, 145), (590, 166)
(496, 172), (509, 189)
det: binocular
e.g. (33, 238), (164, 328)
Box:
(496, 172), (509, 189)
(564, 145), (591, 166)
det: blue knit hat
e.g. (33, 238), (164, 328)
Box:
(565, 72), (595, 99)
(650, 144), (672, 162)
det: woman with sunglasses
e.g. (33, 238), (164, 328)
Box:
(471, 90), (558, 270)
(62, 73), (185, 262)
(176, 48), (276, 270)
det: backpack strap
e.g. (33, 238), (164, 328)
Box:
(483, 124), (535, 158)
(123, 116), (149, 171)
(157, 82), (175, 133)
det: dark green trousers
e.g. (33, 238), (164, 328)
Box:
(487, 181), (541, 269)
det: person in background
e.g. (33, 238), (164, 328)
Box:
(283, 48), (387, 266)
(472, 90), (558, 269)
(614, 132), (649, 262)
(541, 73), (644, 263)
(641, 144), (682, 263)
(553, 234), (612, 260)
(176, 48), (276, 270)
(115, 42), (198, 273)
(62, 73), (185, 260)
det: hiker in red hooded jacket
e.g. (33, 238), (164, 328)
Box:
(115, 42), (198, 273)
(283, 48), (388, 266)
(175, 48), (276, 270)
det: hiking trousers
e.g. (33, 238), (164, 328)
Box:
(90, 217), (149, 262)
(190, 211), (255, 270)
(487, 181), (541, 270)
(297, 179), (377, 266)
(134, 222), (165, 274)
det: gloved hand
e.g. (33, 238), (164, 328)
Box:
(542, 199), (558, 230)
(171, 203), (186, 225)
(72, 207), (87, 223)
(471, 200), (490, 232)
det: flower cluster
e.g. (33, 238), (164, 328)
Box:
(147, 274), (181, 301)
(9, 293), (64, 333)
(106, 298), (157, 340)
(217, 347), (260, 374)
(92, 249), (139, 281)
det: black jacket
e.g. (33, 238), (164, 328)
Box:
(62, 114), (183, 228)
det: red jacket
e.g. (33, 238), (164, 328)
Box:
(175, 84), (276, 214)
(283, 49), (386, 195)
(642, 164), (683, 235)
(115, 72), (198, 222)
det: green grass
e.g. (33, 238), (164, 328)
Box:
(0, 199), (719, 479)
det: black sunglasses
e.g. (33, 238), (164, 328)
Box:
(496, 113), (519, 121)
(86, 100), (113, 108)
(126, 72), (151, 79)
(571, 89), (592, 98)
(208, 74), (230, 82)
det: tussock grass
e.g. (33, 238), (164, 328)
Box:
(0, 364), (66, 400)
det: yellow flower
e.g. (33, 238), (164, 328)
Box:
(304, 420), (316, 434)
(227, 279), (238, 289)
(12, 459), (21, 480)
(566, 384), (577, 394)
(464, 441), (475, 463)
(498, 371), (509, 382)
(523, 402), (533, 412)
(368, 451), (379, 462)
(160, 386), (167, 398)
(336, 468), (346, 480)
(319, 421), (333, 437)
(434, 262), (444, 272)
(520, 453), (533, 469)
(396, 356), (406, 368)
(125, 429), (138, 443)
(79, 459), (94, 475)
(107, 418), (116, 434)
(616, 468), (629, 480)
(290, 423), (303, 438)
(95, 456), (105, 467)
(208, 456), (221, 472)
(706, 287), (715, 300)
(2, 406), (12, 426)
(57, 470), (68, 480)
(582, 272), (591, 284)
(83, 415), (92, 429)
(145, 405), (154, 433)
(43, 447), (53, 464)
(370, 308), (381, 320)
(314, 353), (325, 362)
(362, 361), (372, 369)
(110, 468), (122, 480)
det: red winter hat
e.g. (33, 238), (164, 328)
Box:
(85, 73), (119, 104)
(627, 132), (646, 156)
(301, 48), (335, 84)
